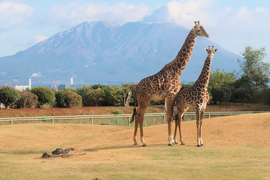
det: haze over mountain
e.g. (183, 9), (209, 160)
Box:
(0, 21), (240, 86)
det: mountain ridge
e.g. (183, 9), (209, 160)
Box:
(0, 21), (241, 85)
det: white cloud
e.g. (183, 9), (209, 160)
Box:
(255, 7), (269, 15)
(0, 2), (34, 29)
(35, 35), (48, 43)
(31, 72), (42, 77)
(47, 2), (150, 26)
(166, 0), (215, 28)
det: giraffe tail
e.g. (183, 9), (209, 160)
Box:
(130, 108), (136, 123)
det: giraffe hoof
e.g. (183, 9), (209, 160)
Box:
(181, 142), (185, 145)
(134, 142), (138, 145)
(197, 144), (202, 147)
(142, 144), (147, 147)
(168, 143), (174, 146)
(175, 142), (178, 144)
(201, 144), (204, 146)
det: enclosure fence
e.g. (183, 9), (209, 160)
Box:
(0, 111), (268, 127)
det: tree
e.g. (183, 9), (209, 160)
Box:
(82, 88), (105, 106)
(16, 91), (38, 108)
(31, 87), (55, 107)
(0, 87), (21, 109)
(103, 86), (124, 106)
(208, 68), (236, 103)
(238, 46), (269, 88)
(230, 46), (269, 103)
(209, 68), (236, 89)
(76, 85), (92, 96)
(55, 90), (82, 108)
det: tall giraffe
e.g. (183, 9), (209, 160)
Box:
(130, 21), (210, 146)
(174, 46), (218, 147)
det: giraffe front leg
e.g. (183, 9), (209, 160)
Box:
(178, 113), (185, 145)
(196, 108), (204, 147)
(133, 121), (138, 145)
(139, 121), (147, 147)
(173, 119), (179, 145)
(199, 111), (204, 146)
(166, 99), (175, 146)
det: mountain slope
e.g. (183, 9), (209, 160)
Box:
(0, 21), (241, 85)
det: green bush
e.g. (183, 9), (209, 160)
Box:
(259, 88), (270, 105)
(55, 90), (82, 108)
(113, 110), (123, 114)
(16, 91), (38, 108)
(31, 87), (55, 107)
(0, 87), (21, 109)
(82, 88), (105, 106)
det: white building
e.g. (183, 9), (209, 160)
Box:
(15, 79), (32, 91)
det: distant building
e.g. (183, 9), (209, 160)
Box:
(0, 103), (5, 109)
(57, 78), (77, 90)
(15, 79), (32, 91)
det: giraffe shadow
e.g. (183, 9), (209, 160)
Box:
(93, 143), (195, 151)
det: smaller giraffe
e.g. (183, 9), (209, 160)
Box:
(174, 46), (218, 147)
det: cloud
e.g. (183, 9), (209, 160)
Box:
(166, 0), (215, 28)
(30, 72), (42, 77)
(35, 35), (48, 43)
(0, 2), (34, 29)
(47, 2), (150, 26)
(255, 7), (269, 15)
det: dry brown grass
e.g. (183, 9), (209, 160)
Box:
(0, 113), (270, 179)
(0, 103), (269, 118)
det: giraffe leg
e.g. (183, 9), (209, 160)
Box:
(133, 120), (138, 145)
(173, 118), (179, 144)
(178, 113), (185, 145)
(166, 99), (175, 146)
(199, 111), (204, 146)
(139, 121), (147, 147)
(196, 106), (204, 147)
(133, 103), (148, 147)
(196, 108), (201, 147)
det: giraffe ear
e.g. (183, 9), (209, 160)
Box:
(215, 49), (218, 52)
(204, 48), (207, 52)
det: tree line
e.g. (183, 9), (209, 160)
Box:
(0, 46), (269, 109)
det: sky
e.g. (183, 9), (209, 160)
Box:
(0, 0), (270, 63)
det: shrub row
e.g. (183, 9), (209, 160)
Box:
(0, 83), (135, 109)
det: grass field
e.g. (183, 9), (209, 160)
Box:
(0, 113), (270, 179)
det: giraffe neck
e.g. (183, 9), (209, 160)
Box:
(194, 55), (213, 89)
(164, 29), (196, 77)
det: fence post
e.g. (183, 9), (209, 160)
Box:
(128, 115), (130, 127)
(163, 113), (166, 124)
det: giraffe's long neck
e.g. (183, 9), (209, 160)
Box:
(194, 54), (213, 89)
(164, 29), (196, 77)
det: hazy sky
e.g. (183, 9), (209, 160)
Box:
(0, 0), (270, 62)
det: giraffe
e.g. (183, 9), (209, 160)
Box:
(130, 21), (210, 146)
(174, 46), (218, 147)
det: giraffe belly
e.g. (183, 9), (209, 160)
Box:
(151, 94), (165, 101)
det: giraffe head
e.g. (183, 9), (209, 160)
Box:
(205, 46), (218, 58)
(193, 21), (210, 38)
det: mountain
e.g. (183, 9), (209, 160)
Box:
(0, 21), (241, 85)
